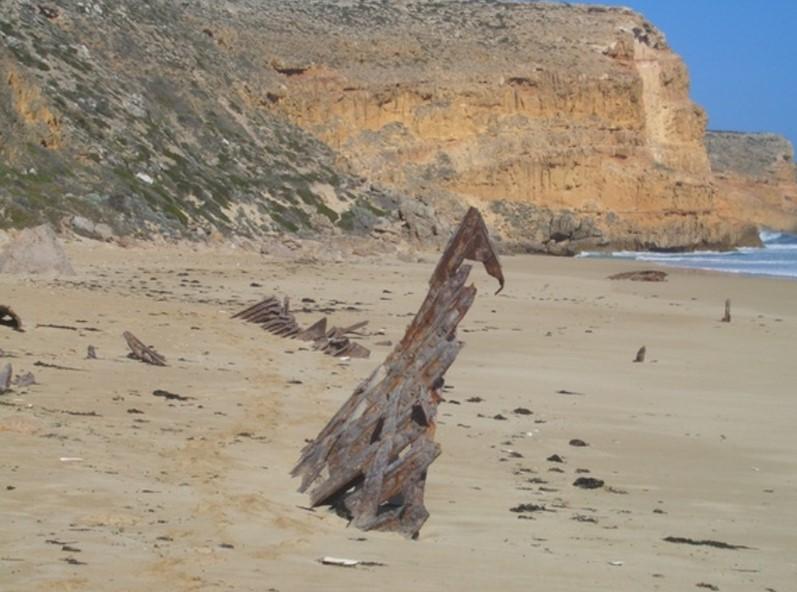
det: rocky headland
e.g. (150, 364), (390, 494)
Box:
(1, 0), (792, 253)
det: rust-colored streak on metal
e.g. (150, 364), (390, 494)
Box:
(430, 206), (504, 295)
(291, 207), (503, 538)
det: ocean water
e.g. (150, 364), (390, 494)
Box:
(578, 231), (797, 279)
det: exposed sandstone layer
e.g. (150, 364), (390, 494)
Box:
(706, 131), (797, 234)
(0, 1), (770, 251)
(250, 1), (760, 252)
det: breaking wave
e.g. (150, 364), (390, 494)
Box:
(578, 229), (797, 279)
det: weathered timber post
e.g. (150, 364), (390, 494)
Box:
(291, 207), (504, 538)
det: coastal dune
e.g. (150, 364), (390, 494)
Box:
(1, 242), (795, 591)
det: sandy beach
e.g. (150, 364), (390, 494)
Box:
(1, 241), (795, 591)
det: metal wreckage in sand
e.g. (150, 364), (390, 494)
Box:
(291, 207), (504, 538)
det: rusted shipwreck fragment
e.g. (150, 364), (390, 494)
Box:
(123, 331), (167, 366)
(233, 297), (370, 358)
(295, 317), (328, 341)
(233, 296), (300, 338)
(292, 207), (504, 538)
(313, 321), (371, 359)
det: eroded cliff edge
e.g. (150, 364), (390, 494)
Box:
(258, 1), (761, 253)
(0, 1), (769, 252)
(706, 131), (797, 234)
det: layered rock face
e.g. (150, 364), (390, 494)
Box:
(706, 132), (797, 233)
(0, 1), (770, 251)
(258, 1), (759, 252)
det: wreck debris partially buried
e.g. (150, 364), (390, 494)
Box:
(233, 296), (301, 338)
(291, 207), (504, 538)
(123, 331), (167, 367)
(233, 296), (371, 358)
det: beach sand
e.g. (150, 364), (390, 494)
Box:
(1, 241), (795, 591)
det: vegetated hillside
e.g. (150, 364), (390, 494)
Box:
(706, 131), (797, 233)
(0, 1), (778, 251)
(0, 1), (405, 241)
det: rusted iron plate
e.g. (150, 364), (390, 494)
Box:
(292, 207), (502, 538)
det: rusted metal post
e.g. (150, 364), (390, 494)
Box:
(634, 345), (646, 363)
(291, 207), (504, 538)
(722, 299), (731, 323)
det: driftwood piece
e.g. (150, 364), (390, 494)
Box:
(634, 345), (646, 363)
(292, 207), (504, 538)
(721, 299), (731, 323)
(123, 331), (167, 366)
(0, 363), (11, 393)
(0, 306), (23, 332)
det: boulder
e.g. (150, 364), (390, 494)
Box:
(0, 224), (75, 275)
(397, 197), (438, 241)
(71, 215), (114, 241)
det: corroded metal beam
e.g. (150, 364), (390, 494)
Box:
(292, 207), (503, 538)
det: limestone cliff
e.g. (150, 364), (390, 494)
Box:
(706, 131), (797, 233)
(0, 1), (770, 251)
(253, 1), (760, 252)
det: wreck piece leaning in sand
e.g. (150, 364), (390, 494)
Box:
(292, 207), (504, 538)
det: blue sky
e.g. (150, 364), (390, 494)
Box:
(559, 1), (797, 149)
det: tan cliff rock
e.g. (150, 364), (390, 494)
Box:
(706, 131), (797, 234)
(250, 1), (759, 252)
(0, 1), (776, 252)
